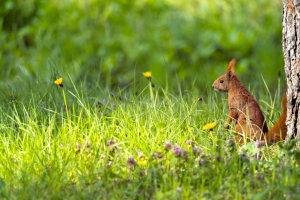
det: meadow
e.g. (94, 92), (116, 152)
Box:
(0, 75), (298, 199)
(1, 0), (299, 199)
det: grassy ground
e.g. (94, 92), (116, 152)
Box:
(0, 76), (298, 199)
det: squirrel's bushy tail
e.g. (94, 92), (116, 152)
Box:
(264, 92), (287, 144)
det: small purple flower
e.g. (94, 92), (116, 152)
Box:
(107, 140), (117, 152)
(241, 153), (248, 158)
(256, 172), (265, 180)
(173, 145), (182, 157)
(106, 161), (112, 168)
(107, 140), (116, 147)
(250, 155), (261, 161)
(102, 99), (107, 105)
(255, 141), (265, 149)
(186, 140), (194, 145)
(180, 149), (188, 159)
(127, 157), (137, 167)
(62, 104), (67, 112)
(199, 159), (205, 166)
(177, 187), (182, 193)
(241, 153), (249, 161)
(226, 139), (235, 147)
(193, 145), (202, 156)
(164, 141), (172, 151)
(41, 102), (46, 107)
(152, 152), (163, 159)
(94, 101), (100, 107)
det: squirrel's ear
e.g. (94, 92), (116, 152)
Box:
(227, 59), (236, 78)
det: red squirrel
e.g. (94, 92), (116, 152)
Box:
(212, 59), (287, 144)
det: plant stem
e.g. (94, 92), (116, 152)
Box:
(62, 88), (70, 122)
(148, 80), (154, 103)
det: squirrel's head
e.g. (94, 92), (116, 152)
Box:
(212, 59), (236, 92)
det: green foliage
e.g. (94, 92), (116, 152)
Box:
(0, 0), (284, 96)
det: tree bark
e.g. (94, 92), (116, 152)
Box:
(282, 0), (300, 139)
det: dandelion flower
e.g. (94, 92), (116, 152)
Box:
(143, 71), (152, 79)
(54, 78), (63, 87)
(202, 122), (217, 130)
(138, 154), (148, 166)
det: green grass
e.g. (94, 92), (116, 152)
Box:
(0, 78), (299, 199)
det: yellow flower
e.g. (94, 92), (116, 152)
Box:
(143, 71), (152, 79)
(202, 122), (217, 130)
(138, 154), (149, 166)
(54, 78), (63, 87)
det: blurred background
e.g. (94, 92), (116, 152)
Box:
(0, 0), (284, 97)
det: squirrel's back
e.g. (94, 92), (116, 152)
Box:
(213, 59), (268, 143)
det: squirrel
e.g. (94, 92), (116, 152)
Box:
(212, 59), (287, 145)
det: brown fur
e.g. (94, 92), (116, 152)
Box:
(212, 59), (268, 144)
(263, 92), (287, 144)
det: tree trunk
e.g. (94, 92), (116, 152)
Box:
(282, 0), (300, 139)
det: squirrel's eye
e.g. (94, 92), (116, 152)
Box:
(220, 80), (224, 83)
